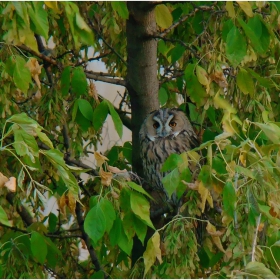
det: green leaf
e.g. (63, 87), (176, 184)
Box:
(13, 129), (39, 159)
(212, 157), (227, 174)
(31, 232), (48, 264)
(84, 203), (106, 243)
(109, 216), (122, 246)
(93, 101), (109, 131)
(162, 168), (180, 198)
(133, 216), (147, 245)
(159, 87), (168, 106)
(245, 261), (277, 279)
(43, 149), (66, 168)
(75, 13), (94, 46)
(226, 25), (247, 66)
(169, 45), (185, 63)
(235, 165), (255, 179)
(120, 188), (131, 213)
(106, 101), (123, 138)
(254, 122), (280, 144)
(184, 64), (207, 106)
(155, 4), (173, 29)
(236, 68), (255, 97)
(127, 182), (153, 200)
(36, 130), (54, 149)
(118, 224), (133, 255)
(76, 99), (94, 121)
(17, 167), (25, 190)
(161, 153), (183, 172)
(61, 66), (71, 96)
(48, 213), (57, 233)
(0, 205), (11, 226)
(99, 199), (116, 233)
(130, 192), (154, 229)
(246, 68), (273, 88)
(71, 67), (87, 97)
(28, 2), (49, 39)
(111, 2), (129, 20)
(13, 55), (31, 94)
(123, 141), (132, 164)
(123, 212), (136, 240)
(237, 17), (264, 54)
(222, 181), (236, 219)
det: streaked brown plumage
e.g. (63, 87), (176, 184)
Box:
(139, 108), (199, 205)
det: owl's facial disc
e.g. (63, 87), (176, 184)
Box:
(152, 115), (176, 138)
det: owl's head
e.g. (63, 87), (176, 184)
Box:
(140, 108), (192, 141)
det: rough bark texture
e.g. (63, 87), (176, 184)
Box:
(127, 2), (159, 177)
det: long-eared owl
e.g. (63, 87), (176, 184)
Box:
(139, 108), (199, 205)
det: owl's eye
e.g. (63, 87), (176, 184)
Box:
(169, 121), (177, 127)
(153, 122), (159, 129)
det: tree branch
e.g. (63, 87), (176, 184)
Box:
(6, 193), (34, 226)
(159, 3), (218, 37)
(75, 200), (104, 273)
(18, 44), (59, 68)
(85, 71), (126, 87)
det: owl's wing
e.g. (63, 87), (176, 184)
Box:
(183, 129), (200, 149)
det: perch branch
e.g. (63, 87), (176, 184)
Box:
(251, 213), (262, 262)
(85, 71), (126, 87)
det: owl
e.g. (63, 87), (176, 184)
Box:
(139, 108), (199, 206)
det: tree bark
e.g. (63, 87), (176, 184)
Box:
(127, 2), (159, 177)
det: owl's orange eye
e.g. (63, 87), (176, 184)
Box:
(153, 122), (159, 129)
(169, 121), (177, 127)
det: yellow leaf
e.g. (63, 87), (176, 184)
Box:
(4, 177), (16, 192)
(94, 151), (109, 167)
(143, 232), (162, 276)
(58, 194), (66, 214)
(0, 172), (9, 187)
(196, 65), (210, 93)
(213, 92), (236, 114)
(212, 236), (226, 253)
(100, 168), (113, 187)
(25, 58), (42, 89)
(206, 222), (226, 253)
(66, 191), (76, 215)
(44, 1), (60, 13)
(107, 165), (127, 174)
(198, 181), (213, 213)
(237, 1), (254, 17)
(155, 4), (173, 29)
(226, 1), (236, 18)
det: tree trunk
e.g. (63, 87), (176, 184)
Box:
(127, 1), (159, 177)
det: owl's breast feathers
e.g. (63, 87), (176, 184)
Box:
(140, 129), (199, 194)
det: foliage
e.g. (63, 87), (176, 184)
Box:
(0, 1), (280, 279)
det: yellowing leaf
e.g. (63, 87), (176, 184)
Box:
(66, 191), (76, 215)
(58, 194), (66, 214)
(213, 93), (236, 114)
(99, 168), (113, 187)
(237, 1), (254, 17)
(44, 1), (60, 13)
(0, 172), (9, 187)
(4, 177), (16, 192)
(155, 4), (173, 29)
(196, 65), (210, 93)
(226, 1), (236, 18)
(25, 58), (42, 89)
(143, 232), (162, 276)
(107, 165), (127, 174)
(236, 67), (254, 96)
(206, 222), (226, 253)
(94, 151), (109, 167)
(198, 181), (213, 213)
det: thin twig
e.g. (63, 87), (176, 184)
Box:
(251, 213), (262, 262)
